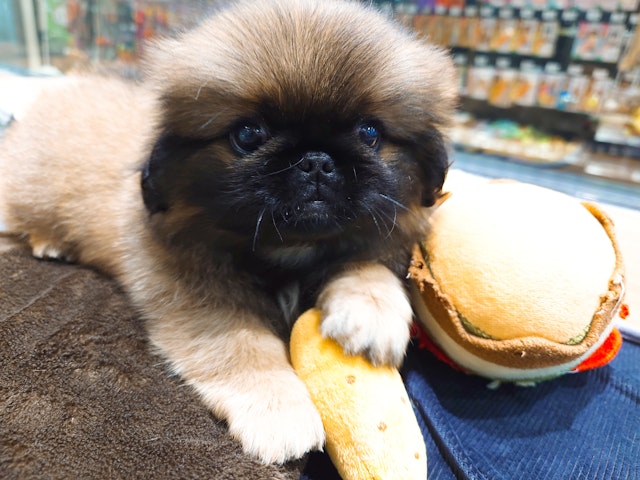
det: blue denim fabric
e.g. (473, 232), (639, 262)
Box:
(301, 340), (640, 480)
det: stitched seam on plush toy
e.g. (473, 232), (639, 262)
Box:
(458, 312), (496, 340)
(419, 241), (496, 341)
(565, 324), (590, 345)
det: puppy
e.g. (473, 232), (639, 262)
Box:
(0, 0), (455, 464)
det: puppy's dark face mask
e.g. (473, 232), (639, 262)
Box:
(224, 116), (385, 240)
(142, 107), (448, 254)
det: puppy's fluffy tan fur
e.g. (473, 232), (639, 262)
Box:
(0, 0), (455, 464)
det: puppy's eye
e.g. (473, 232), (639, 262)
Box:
(358, 123), (381, 150)
(230, 122), (269, 154)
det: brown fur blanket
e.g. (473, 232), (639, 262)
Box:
(0, 242), (304, 479)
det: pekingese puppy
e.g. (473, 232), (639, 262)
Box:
(0, 0), (455, 464)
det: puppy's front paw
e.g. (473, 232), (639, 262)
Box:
(225, 371), (325, 464)
(29, 233), (74, 262)
(318, 263), (412, 367)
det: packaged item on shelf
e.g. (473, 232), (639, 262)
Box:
(533, 14), (560, 57)
(511, 60), (541, 106)
(448, 8), (466, 46)
(582, 69), (614, 113)
(512, 17), (538, 55)
(489, 57), (516, 107)
(414, 13), (450, 47)
(558, 64), (590, 111)
(440, 16), (458, 46)
(477, 16), (498, 51)
(605, 71), (640, 114)
(600, 22), (626, 63)
(466, 55), (495, 100)
(491, 12), (518, 53)
(453, 53), (469, 94)
(572, 21), (603, 60)
(465, 14), (482, 48)
(537, 62), (565, 108)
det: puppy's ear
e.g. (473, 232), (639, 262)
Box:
(142, 133), (211, 214)
(417, 128), (450, 207)
(142, 134), (173, 214)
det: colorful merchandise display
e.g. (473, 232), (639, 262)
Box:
(387, 0), (640, 164)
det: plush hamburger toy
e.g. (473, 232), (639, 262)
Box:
(409, 181), (626, 385)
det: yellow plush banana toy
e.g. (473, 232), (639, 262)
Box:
(290, 309), (426, 480)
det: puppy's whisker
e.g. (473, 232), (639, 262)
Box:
(263, 157), (305, 177)
(252, 208), (266, 252)
(374, 207), (395, 238)
(194, 83), (207, 101)
(199, 112), (223, 130)
(270, 210), (284, 243)
(198, 106), (230, 130)
(367, 203), (398, 239)
(379, 206), (398, 239)
(330, 216), (346, 233)
(378, 193), (410, 212)
(364, 206), (383, 236)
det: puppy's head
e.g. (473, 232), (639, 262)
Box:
(142, 0), (456, 256)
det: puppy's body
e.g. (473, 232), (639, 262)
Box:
(0, 0), (455, 463)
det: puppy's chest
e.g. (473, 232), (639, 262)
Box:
(274, 281), (303, 326)
(247, 246), (331, 324)
(263, 268), (327, 326)
(262, 273), (322, 327)
(237, 240), (373, 324)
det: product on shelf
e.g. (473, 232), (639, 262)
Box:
(511, 60), (541, 106)
(512, 18), (538, 54)
(558, 64), (589, 111)
(466, 55), (495, 100)
(533, 17), (559, 57)
(488, 57), (516, 107)
(536, 62), (565, 108)
(582, 69), (614, 113)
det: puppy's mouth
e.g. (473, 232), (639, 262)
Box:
(282, 199), (335, 224)
(277, 196), (346, 237)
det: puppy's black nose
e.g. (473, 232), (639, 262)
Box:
(298, 151), (335, 175)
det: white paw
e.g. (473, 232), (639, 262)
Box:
(318, 263), (412, 367)
(29, 235), (73, 261)
(226, 373), (325, 464)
